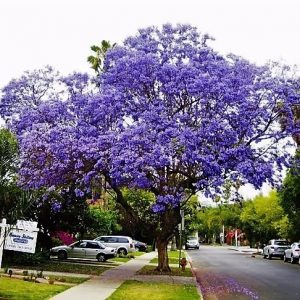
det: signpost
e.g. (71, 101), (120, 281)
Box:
(0, 218), (7, 269)
(0, 218), (39, 269)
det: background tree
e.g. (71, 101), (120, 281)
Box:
(196, 204), (241, 243)
(279, 152), (300, 241)
(1, 24), (299, 271)
(0, 128), (35, 222)
(240, 191), (289, 246)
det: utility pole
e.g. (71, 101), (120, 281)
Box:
(222, 224), (225, 245)
(178, 210), (184, 267)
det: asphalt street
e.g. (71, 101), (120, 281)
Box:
(188, 245), (300, 300)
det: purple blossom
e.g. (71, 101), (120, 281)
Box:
(0, 24), (299, 213)
(51, 201), (62, 213)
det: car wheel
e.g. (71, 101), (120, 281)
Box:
(57, 251), (67, 260)
(118, 248), (127, 256)
(291, 255), (296, 264)
(283, 254), (288, 262)
(267, 251), (272, 260)
(263, 252), (267, 259)
(97, 254), (106, 262)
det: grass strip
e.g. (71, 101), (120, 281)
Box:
(0, 276), (68, 300)
(107, 280), (200, 300)
(48, 275), (88, 284)
(150, 250), (186, 264)
(8, 262), (110, 276)
(137, 265), (193, 277)
(110, 257), (131, 263)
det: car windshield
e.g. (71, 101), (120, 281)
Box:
(274, 241), (289, 246)
(188, 238), (197, 241)
(98, 242), (106, 248)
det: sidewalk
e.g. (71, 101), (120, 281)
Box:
(228, 246), (262, 253)
(51, 251), (196, 300)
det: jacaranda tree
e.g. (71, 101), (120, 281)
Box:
(1, 24), (299, 271)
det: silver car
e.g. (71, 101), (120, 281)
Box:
(284, 242), (300, 264)
(185, 237), (200, 250)
(263, 239), (290, 259)
(50, 240), (116, 262)
(94, 235), (135, 255)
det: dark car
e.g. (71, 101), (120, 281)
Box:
(133, 240), (147, 252)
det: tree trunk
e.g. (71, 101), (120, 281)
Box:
(156, 236), (171, 272)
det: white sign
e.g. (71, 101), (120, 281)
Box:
(4, 229), (38, 254)
(16, 220), (38, 231)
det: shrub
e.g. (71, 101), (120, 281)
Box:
(51, 231), (75, 246)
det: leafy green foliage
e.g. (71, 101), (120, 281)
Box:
(279, 152), (300, 240)
(196, 204), (242, 243)
(84, 204), (121, 238)
(0, 129), (36, 222)
(87, 40), (116, 74)
(240, 191), (288, 245)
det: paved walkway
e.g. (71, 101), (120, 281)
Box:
(50, 251), (196, 300)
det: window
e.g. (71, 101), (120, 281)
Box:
(117, 237), (129, 243)
(274, 241), (289, 246)
(77, 242), (87, 248)
(86, 242), (100, 249)
(107, 237), (118, 243)
(99, 237), (109, 242)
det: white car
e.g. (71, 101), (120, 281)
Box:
(284, 242), (300, 264)
(50, 240), (116, 262)
(263, 239), (290, 259)
(94, 235), (135, 255)
(185, 237), (200, 250)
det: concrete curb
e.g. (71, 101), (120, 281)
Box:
(186, 252), (203, 299)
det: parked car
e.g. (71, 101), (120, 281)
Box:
(284, 242), (300, 264)
(263, 239), (290, 259)
(50, 240), (116, 262)
(93, 235), (135, 255)
(133, 240), (147, 252)
(185, 237), (200, 250)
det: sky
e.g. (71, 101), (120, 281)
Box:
(1, 0), (299, 199)
(1, 0), (300, 88)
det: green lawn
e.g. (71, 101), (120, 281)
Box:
(110, 251), (146, 262)
(107, 280), (200, 300)
(137, 265), (193, 277)
(47, 275), (88, 284)
(110, 257), (131, 263)
(8, 261), (110, 276)
(150, 250), (186, 264)
(0, 276), (68, 300)
(133, 251), (146, 257)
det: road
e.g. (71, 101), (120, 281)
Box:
(187, 245), (300, 300)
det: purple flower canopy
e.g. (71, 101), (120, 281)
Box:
(1, 24), (299, 212)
